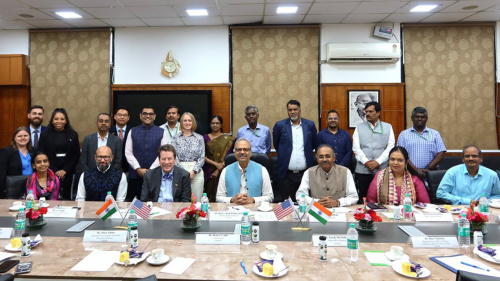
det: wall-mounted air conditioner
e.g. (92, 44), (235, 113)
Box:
(326, 42), (401, 63)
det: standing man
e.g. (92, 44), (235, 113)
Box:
(109, 106), (131, 171)
(397, 107), (446, 175)
(317, 110), (352, 168)
(159, 105), (181, 144)
(236, 105), (271, 154)
(125, 105), (168, 201)
(28, 105), (46, 148)
(352, 102), (395, 201)
(273, 100), (317, 202)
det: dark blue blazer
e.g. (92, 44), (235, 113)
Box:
(272, 118), (317, 179)
(29, 125), (46, 147)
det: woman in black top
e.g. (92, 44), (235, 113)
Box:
(37, 108), (80, 200)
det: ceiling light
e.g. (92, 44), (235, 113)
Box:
(19, 14), (34, 18)
(186, 9), (208, 16)
(55, 11), (82, 19)
(462, 5), (479, 10)
(277, 6), (298, 14)
(410, 5), (438, 12)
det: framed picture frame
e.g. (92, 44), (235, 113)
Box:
(348, 90), (380, 128)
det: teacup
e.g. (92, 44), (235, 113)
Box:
(265, 244), (278, 259)
(152, 248), (164, 262)
(261, 201), (270, 210)
(12, 201), (22, 208)
(390, 246), (404, 259)
(491, 199), (500, 205)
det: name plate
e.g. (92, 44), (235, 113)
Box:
(414, 212), (454, 222)
(195, 233), (241, 245)
(411, 236), (459, 248)
(83, 230), (127, 243)
(312, 234), (347, 247)
(209, 211), (243, 221)
(0, 228), (13, 239)
(45, 208), (78, 218)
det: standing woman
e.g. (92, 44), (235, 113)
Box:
(202, 116), (235, 202)
(0, 127), (33, 198)
(37, 108), (80, 200)
(26, 152), (60, 200)
(172, 112), (205, 200)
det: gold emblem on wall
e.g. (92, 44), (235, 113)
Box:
(161, 51), (181, 78)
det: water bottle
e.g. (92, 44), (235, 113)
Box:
(473, 231), (483, 248)
(458, 213), (470, 249)
(201, 193), (209, 220)
(479, 194), (489, 216)
(252, 222), (260, 244)
(105, 191), (114, 202)
(128, 210), (138, 241)
(403, 193), (412, 221)
(26, 191), (34, 210)
(393, 203), (401, 221)
(14, 207), (26, 238)
(299, 194), (308, 220)
(38, 196), (46, 208)
(347, 223), (359, 262)
(241, 211), (251, 245)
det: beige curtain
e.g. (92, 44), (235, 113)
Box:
(29, 30), (111, 139)
(231, 27), (319, 137)
(404, 25), (497, 149)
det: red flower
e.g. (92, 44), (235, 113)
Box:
(354, 213), (365, 221)
(199, 211), (206, 218)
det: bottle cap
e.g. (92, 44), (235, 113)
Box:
(29, 191), (33, 194)
(350, 223), (355, 228)
(131, 226), (137, 230)
(19, 207), (25, 211)
(394, 203), (399, 206)
(301, 194), (305, 197)
(405, 193), (410, 196)
(203, 193), (207, 196)
(461, 213), (466, 218)
(482, 193), (486, 197)
(243, 211), (248, 215)
(130, 210), (135, 213)
(107, 191), (112, 195)
(22, 233), (30, 237)
(253, 221), (259, 226)
(319, 236), (327, 241)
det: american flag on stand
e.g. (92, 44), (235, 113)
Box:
(273, 198), (294, 220)
(130, 198), (152, 220)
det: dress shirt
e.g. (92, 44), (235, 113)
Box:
(216, 164), (274, 204)
(116, 125), (127, 140)
(172, 132), (205, 173)
(296, 166), (358, 207)
(397, 126), (446, 169)
(437, 164), (500, 205)
(97, 133), (109, 148)
(159, 122), (180, 144)
(30, 125), (41, 147)
(18, 150), (33, 175)
(76, 171), (127, 202)
(317, 128), (352, 167)
(352, 119), (395, 165)
(124, 128), (168, 170)
(159, 169), (174, 202)
(236, 123), (271, 154)
(288, 121), (307, 171)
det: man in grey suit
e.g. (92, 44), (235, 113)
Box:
(141, 144), (191, 202)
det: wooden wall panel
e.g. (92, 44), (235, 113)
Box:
(0, 87), (30, 148)
(0, 55), (29, 86)
(497, 84), (500, 149)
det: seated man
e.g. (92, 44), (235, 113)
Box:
(296, 144), (358, 207)
(141, 144), (191, 202)
(76, 146), (127, 202)
(216, 138), (274, 205)
(437, 145), (500, 205)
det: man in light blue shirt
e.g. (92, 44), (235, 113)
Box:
(236, 105), (271, 154)
(437, 145), (500, 205)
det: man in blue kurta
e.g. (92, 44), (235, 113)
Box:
(216, 139), (274, 205)
(437, 145), (500, 205)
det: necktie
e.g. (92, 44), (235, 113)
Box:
(162, 173), (173, 181)
(34, 130), (39, 147)
(119, 129), (123, 141)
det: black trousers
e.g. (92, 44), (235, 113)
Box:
(127, 178), (143, 202)
(280, 170), (306, 202)
(354, 173), (374, 203)
(59, 173), (74, 200)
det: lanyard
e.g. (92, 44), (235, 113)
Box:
(367, 121), (383, 134)
(167, 124), (179, 138)
(248, 127), (260, 137)
(411, 130), (430, 141)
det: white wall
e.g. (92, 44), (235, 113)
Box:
(114, 26), (230, 84)
(0, 30), (29, 55)
(320, 23), (402, 83)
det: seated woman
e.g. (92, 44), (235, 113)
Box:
(367, 146), (430, 204)
(26, 152), (60, 200)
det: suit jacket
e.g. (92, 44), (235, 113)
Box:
(37, 129), (80, 174)
(272, 118), (317, 179)
(0, 146), (33, 197)
(140, 166), (191, 202)
(29, 125), (47, 148)
(109, 125), (130, 171)
(76, 132), (123, 174)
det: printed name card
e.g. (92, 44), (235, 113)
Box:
(312, 234), (347, 247)
(45, 208), (78, 218)
(195, 233), (241, 245)
(414, 212), (454, 222)
(209, 211), (244, 221)
(0, 228), (13, 239)
(411, 236), (459, 248)
(83, 230), (127, 243)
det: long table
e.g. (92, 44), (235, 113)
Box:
(0, 200), (499, 280)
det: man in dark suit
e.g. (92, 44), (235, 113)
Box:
(109, 106), (131, 172)
(141, 144), (191, 202)
(273, 100), (317, 202)
(28, 105), (46, 149)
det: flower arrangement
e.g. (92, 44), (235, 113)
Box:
(466, 203), (488, 234)
(354, 198), (382, 230)
(25, 199), (48, 229)
(176, 194), (206, 222)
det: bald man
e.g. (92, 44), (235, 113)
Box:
(76, 146), (127, 202)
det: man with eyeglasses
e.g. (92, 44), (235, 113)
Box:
(437, 145), (500, 205)
(216, 139), (274, 205)
(236, 105), (271, 154)
(110, 106), (131, 171)
(317, 110), (352, 168)
(296, 144), (358, 208)
(76, 146), (127, 202)
(125, 105), (168, 201)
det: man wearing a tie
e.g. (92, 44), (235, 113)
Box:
(109, 106), (131, 172)
(28, 105), (46, 148)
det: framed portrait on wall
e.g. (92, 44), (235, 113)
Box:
(348, 90), (380, 128)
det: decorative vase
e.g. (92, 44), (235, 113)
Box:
(470, 225), (487, 237)
(355, 220), (377, 234)
(181, 219), (200, 232)
(26, 216), (47, 229)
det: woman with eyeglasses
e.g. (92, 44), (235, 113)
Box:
(202, 115), (235, 202)
(26, 152), (60, 200)
(37, 108), (80, 200)
(172, 112), (205, 200)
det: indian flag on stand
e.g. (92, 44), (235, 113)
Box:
(308, 201), (332, 225)
(96, 199), (117, 221)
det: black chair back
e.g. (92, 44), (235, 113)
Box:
(456, 270), (500, 281)
(5, 175), (29, 199)
(133, 275), (158, 281)
(0, 273), (14, 281)
(224, 153), (270, 173)
(482, 157), (500, 171)
(426, 170), (450, 204)
(437, 156), (462, 170)
(497, 170), (500, 180)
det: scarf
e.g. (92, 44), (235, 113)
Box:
(26, 169), (60, 200)
(375, 167), (416, 205)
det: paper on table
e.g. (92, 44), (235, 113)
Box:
(273, 256), (286, 273)
(161, 257), (196, 275)
(0, 252), (16, 263)
(70, 251), (120, 272)
(363, 251), (391, 266)
(253, 212), (277, 221)
(331, 207), (353, 213)
(309, 213), (346, 222)
(149, 206), (172, 217)
(435, 255), (500, 277)
(382, 212), (394, 219)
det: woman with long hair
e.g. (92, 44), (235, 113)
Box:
(26, 152), (60, 200)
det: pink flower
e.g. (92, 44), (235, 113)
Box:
(364, 214), (372, 221)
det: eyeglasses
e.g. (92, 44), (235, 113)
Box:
(327, 117), (339, 121)
(235, 148), (251, 152)
(115, 114), (129, 117)
(141, 112), (155, 116)
(95, 156), (111, 160)
(464, 154), (480, 159)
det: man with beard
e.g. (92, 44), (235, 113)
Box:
(437, 145), (500, 205)
(296, 144), (358, 207)
(159, 105), (181, 144)
(28, 105), (46, 148)
(216, 139), (273, 205)
(75, 146), (127, 202)
(236, 105), (271, 154)
(317, 110), (352, 168)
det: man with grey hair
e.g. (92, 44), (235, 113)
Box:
(352, 93), (376, 126)
(236, 105), (271, 154)
(216, 138), (274, 204)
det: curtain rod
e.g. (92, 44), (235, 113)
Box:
(29, 28), (112, 33)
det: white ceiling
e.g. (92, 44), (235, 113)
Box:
(0, 0), (499, 29)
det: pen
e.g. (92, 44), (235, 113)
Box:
(149, 212), (159, 216)
(461, 261), (490, 272)
(240, 261), (247, 275)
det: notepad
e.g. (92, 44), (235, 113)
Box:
(431, 254), (500, 277)
(363, 251), (391, 266)
(161, 257), (196, 275)
(70, 251), (120, 272)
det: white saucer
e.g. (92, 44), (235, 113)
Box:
(4, 243), (21, 252)
(488, 203), (500, 209)
(116, 252), (150, 266)
(260, 251), (284, 260)
(392, 260), (431, 278)
(9, 206), (22, 211)
(384, 252), (409, 261)
(474, 247), (500, 264)
(252, 265), (288, 278)
(146, 255), (170, 265)
(258, 206), (273, 212)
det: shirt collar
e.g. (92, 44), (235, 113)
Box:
(321, 164), (335, 176)
(462, 164), (483, 177)
(117, 125), (126, 132)
(290, 119), (302, 127)
(96, 164), (111, 174)
(368, 119), (380, 129)
(161, 168), (175, 177)
(97, 132), (109, 140)
(245, 123), (261, 130)
(167, 122), (180, 131)
(30, 125), (40, 132)
(410, 126), (429, 133)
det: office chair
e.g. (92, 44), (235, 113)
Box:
(426, 170), (452, 204)
(456, 270), (500, 281)
(0, 273), (14, 281)
(224, 153), (270, 173)
(5, 175), (29, 199)
(133, 275), (157, 281)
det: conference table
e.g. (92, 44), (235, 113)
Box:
(0, 199), (499, 280)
